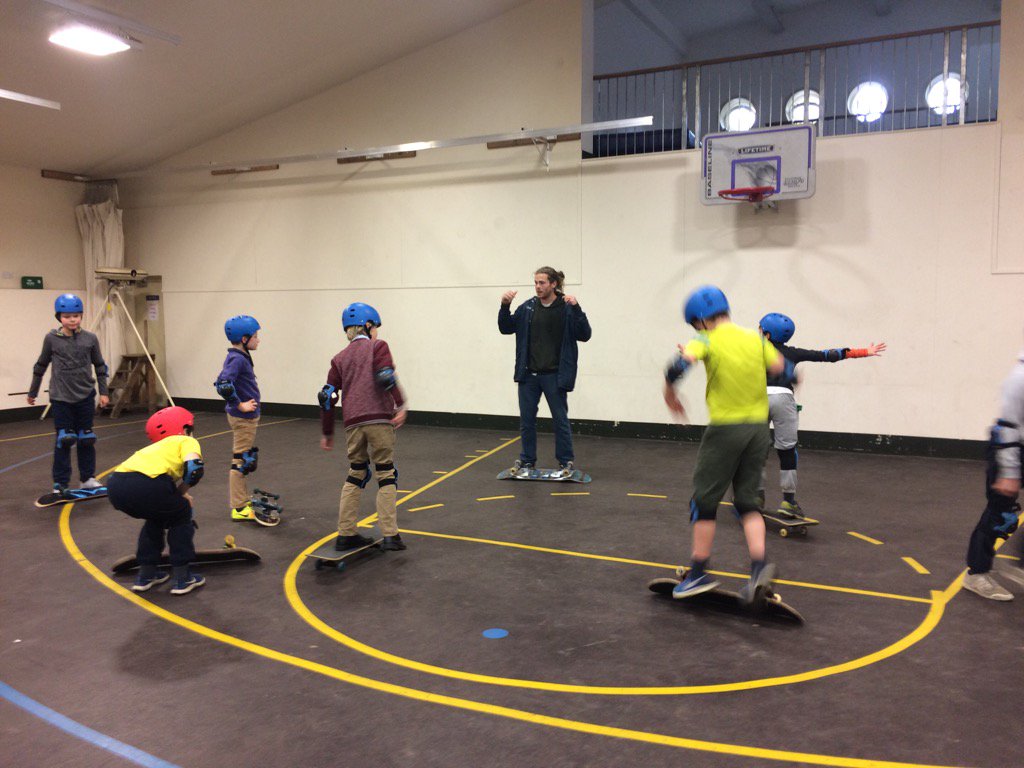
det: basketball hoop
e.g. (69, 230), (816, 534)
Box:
(717, 186), (776, 204)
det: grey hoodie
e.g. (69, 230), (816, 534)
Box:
(29, 329), (109, 403)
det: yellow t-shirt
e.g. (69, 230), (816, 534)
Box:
(682, 322), (779, 424)
(115, 435), (202, 481)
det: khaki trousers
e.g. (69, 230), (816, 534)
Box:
(338, 423), (398, 536)
(227, 415), (259, 509)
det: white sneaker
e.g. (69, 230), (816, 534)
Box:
(80, 477), (103, 489)
(995, 565), (1024, 589)
(962, 572), (1013, 601)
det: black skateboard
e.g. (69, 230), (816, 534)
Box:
(496, 468), (592, 483)
(111, 546), (261, 573)
(647, 577), (803, 624)
(35, 487), (107, 508)
(762, 510), (819, 538)
(306, 538), (384, 571)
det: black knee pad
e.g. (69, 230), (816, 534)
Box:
(985, 502), (1021, 539)
(375, 462), (398, 487)
(232, 447), (259, 475)
(346, 462), (372, 489)
(76, 429), (97, 447)
(688, 498), (718, 522)
(777, 447), (797, 470)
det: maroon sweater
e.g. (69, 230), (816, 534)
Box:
(321, 337), (405, 434)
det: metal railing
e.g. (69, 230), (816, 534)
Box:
(589, 21), (999, 158)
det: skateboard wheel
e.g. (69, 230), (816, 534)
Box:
(336, 562), (346, 572)
(778, 527), (789, 538)
(224, 534), (236, 549)
(799, 527), (808, 536)
(315, 560), (325, 571)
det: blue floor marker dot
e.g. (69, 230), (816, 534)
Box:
(482, 628), (509, 639)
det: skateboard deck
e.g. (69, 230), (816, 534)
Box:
(35, 487), (107, 508)
(762, 511), (819, 538)
(111, 547), (261, 574)
(306, 538), (384, 571)
(647, 577), (803, 624)
(496, 468), (592, 483)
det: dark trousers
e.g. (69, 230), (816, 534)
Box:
(517, 372), (574, 466)
(107, 472), (196, 568)
(967, 443), (1023, 574)
(51, 395), (96, 485)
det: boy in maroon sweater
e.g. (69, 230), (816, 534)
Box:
(319, 302), (408, 551)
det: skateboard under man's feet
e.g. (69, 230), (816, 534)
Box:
(111, 544), (261, 573)
(496, 467), (592, 483)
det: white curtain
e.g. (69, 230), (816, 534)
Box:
(75, 198), (126, 387)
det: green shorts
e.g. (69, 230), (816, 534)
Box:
(691, 422), (770, 520)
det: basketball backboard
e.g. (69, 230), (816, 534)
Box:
(701, 125), (816, 205)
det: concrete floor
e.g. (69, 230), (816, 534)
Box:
(2, 413), (1022, 768)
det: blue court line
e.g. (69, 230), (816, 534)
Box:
(0, 429), (139, 476)
(0, 681), (182, 768)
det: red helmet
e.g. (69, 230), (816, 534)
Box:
(145, 406), (195, 443)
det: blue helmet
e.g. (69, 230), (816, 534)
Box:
(342, 302), (381, 330)
(224, 315), (261, 343)
(54, 293), (84, 315)
(683, 285), (729, 324)
(759, 312), (795, 344)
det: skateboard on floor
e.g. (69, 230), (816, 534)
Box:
(647, 577), (803, 624)
(306, 538), (384, 571)
(35, 486), (107, 508)
(762, 509), (819, 538)
(496, 468), (592, 483)
(250, 488), (282, 526)
(111, 538), (261, 573)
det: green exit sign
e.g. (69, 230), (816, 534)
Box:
(21, 276), (43, 289)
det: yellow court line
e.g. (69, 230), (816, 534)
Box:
(628, 493), (668, 499)
(476, 495), (514, 502)
(0, 417), (148, 442)
(286, 527), (945, 695)
(551, 492), (590, 496)
(847, 531), (884, 546)
(197, 418), (301, 441)
(407, 504), (444, 512)
(432, 470), (448, 475)
(995, 553), (1020, 561)
(58, 507), (957, 768)
(53, 432), (966, 768)
(397, 489), (413, 494)
(902, 557), (930, 575)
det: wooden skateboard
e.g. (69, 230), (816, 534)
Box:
(496, 468), (592, 483)
(762, 510), (819, 538)
(647, 577), (803, 623)
(35, 487), (107, 508)
(306, 538), (384, 571)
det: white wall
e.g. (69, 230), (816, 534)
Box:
(0, 163), (85, 411)
(116, 0), (1024, 442)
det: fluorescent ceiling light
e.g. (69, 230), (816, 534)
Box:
(0, 88), (61, 110)
(49, 23), (131, 56)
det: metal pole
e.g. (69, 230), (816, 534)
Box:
(941, 30), (950, 127)
(112, 288), (175, 407)
(959, 27), (967, 126)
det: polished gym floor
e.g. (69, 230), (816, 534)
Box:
(2, 413), (1021, 768)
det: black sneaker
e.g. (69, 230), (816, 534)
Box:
(335, 533), (374, 551)
(381, 534), (407, 551)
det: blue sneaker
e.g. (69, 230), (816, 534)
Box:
(672, 572), (720, 599)
(170, 572), (206, 595)
(739, 563), (777, 605)
(131, 571), (170, 592)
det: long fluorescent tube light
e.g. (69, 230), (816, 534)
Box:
(49, 23), (131, 55)
(0, 88), (61, 110)
(41, 0), (181, 45)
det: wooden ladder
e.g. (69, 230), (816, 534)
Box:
(106, 354), (156, 417)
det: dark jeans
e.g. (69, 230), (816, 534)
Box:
(517, 372), (574, 466)
(107, 472), (196, 568)
(51, 396), (96, 485)
(967, 442), (1023, 574)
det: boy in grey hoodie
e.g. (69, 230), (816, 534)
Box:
(27, 294), (110, 496)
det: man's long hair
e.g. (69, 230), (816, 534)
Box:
(535, 266), (565, 295)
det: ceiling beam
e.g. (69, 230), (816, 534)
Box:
(622, 0), (688, 60)
(751, 0), (784, 34)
